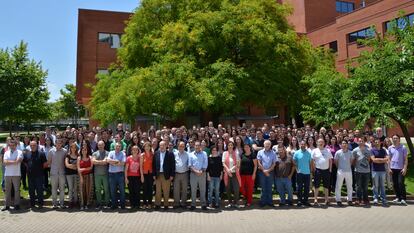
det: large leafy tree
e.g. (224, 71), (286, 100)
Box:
(0, 41), (50, 135)
(57, 84), (85, 122)
(303, 16), (414, 157)
(90, 0), (317, 126)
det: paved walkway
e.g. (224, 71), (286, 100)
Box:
(0, 204), (412, 233)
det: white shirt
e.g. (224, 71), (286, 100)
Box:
(160, 151), (166, 173)
(222, 151), (240, 173)
(4, 149), (23, 176)
(311, 147), (332, 170)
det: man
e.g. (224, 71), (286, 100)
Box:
(110, 134), (127, 152)
(173, 141), (189, 209)
(257, 140), (276, 207)
(25, 141), (48, 208)
(334, 140), (353, 206)
(107, 142), (126, 209)
(188, 141), (208, 210)
(153, 141), (176, 210)
(311, 138), (332, 206)
(388, 134), (408, 205)
(92, 141), (110, 209)
(2, 140), (23, 211)
(0, 137), (11, 192)
(352, 137), (372, 206)
(88, 132), (97, 152)
(240, 128), (252, 145)
(275, 146), (295, 206)
(293, 140), (313, 207)
(47, 139), (67, 209)
(371, 137), (389, 206)
(252, 131), (265, 154)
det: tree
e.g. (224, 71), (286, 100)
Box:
(303, 16), (414, 157)
(57, 84), (85, 123)
(0, 41), (50, 135)
(90, 0), (318, 126)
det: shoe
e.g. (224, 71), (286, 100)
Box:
(234, 204), (240, 209)
(347, 201), (353, 206)
(1, 206), (10, 211)
(287, 201), (293, 206)
(163, 206), (168, 211)
(324, 201), (330, 206)
(245, 203), (251, 208)
(85, 206), (89, 210)
(60, 205), (67, 209)
(313, 201), (320, 207)
(364, 200), (370, 206)
(392, 198), (400, 204)
(52, 205), (58, 210)
(304, 202), (312, 207)
(337, 202), (343, 207)
(297, 202), (302, 207)
(80, 207), (84, 211)
(14, 205), (20, 210)
(355, 200), (360, 206)
(382, 202), (388, 207)
(225, 204), (233, 208)
(181, 205), (187, 210)
(95, 205), (101, 210)
(190, 206), (196, 211)
(373, 199), (378, 205)
(400, 200), (407, 206)
(202, 206), (207, 211)
(279, 203), (286, 207)
(154, 206), (160, 210)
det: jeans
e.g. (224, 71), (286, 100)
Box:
(66, 174), (79, 203)
(1, 165), (5, 191)
(372, 171), (386, 202)
(355, 172), (370, 202)
(297, 173), (310, 204)
(391, 169), (406, 201)
(259, 171), (274, 206)
(208, 177), (221, 206)
(275, 177), (293, 204)
(28, 175), (44, 206)
(94, 174), (110, 205)
(109, 172), (126, 208)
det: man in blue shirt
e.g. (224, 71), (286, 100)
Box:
(107, 142), (126, 209)
(293, 140), (313, 207)
(189, 141), (208, 210)
(257, 140), (276, 207)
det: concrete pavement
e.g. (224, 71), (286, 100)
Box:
(0, 204), (413, 233)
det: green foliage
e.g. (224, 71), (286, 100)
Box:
(91, 0), (318, 126)
(0, 41), (50, 126)
(57, 84), (85, 119)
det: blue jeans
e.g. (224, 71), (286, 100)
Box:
(1, 165), (5, 190)
(372, 171), (386, 203)
(275, 177), (293, 204)
(259, 171), (274, 206)
(208, 177), (221, 206)
(109, 172), (125, 208)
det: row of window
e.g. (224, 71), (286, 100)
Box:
(98, 33), (122, 48)
(336, 1), (354, 13)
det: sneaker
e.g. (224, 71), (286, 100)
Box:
(190, 206), (196, 211)
(52, 205), (58, 210)
(202, 206), (208, 211)
(1, 206), (10, 211)
(85, 206), (89, 210)
(95, 205), (101, 210)
(225, 204), (233, 208)
(400, 200), (407, 206)
(373, 199), (378, 205)
(80, 207), (84, 211)
(336, 202), (343, 207)
(392, 198), (400, 204)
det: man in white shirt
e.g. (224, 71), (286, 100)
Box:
(311, 138), (332, 206)
(2, 140), (23, 211)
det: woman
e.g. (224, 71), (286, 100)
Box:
(327, 136), (340, 194)
(77, 141), (93, 210)
(126, 135), (141, 156)
(207, 146), (223, 208)
(125, 145), (142, 209)
(287, 136), (299, 192)
(140, 142), (154, 209)
(65, 142), (79, 208)
(201, 139), (210, 156)
(235, 136), (244, 157)
(239, 144), (257, 207)
(222, 141), (241, 208)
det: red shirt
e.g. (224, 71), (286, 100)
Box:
(79, 158), (92, 175)
(126, 156), (140, 177)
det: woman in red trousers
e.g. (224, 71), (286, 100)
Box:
(239, 144), (257, 207)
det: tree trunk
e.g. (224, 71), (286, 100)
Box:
(8, 121), (12, 137)
(396, 120), (414, 163)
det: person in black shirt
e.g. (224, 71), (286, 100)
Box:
(240, 144), (257, 207)
(207, 146), (223, 208)
(24, 141), (47, 208)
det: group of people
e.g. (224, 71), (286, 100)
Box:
(0, 122), (409, 212)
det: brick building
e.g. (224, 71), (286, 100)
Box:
(76, 1), (414, 135)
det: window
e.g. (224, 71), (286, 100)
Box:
(348, 28), (374, 43)
(336, 1), (354, 13)
(98, 33), (122, 48)
(329, 41), (338, 53)
(97, 69), (109, 75)
(385, 13), (414, 31)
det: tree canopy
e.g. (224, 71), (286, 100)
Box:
(303, 15), (414, 156)
(90, 0), (319, 126)
(0, 41), (50, 134)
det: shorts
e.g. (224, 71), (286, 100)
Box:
(314, 168), (330, 189)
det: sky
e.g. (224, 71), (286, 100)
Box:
(0, 0), (139, 102)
